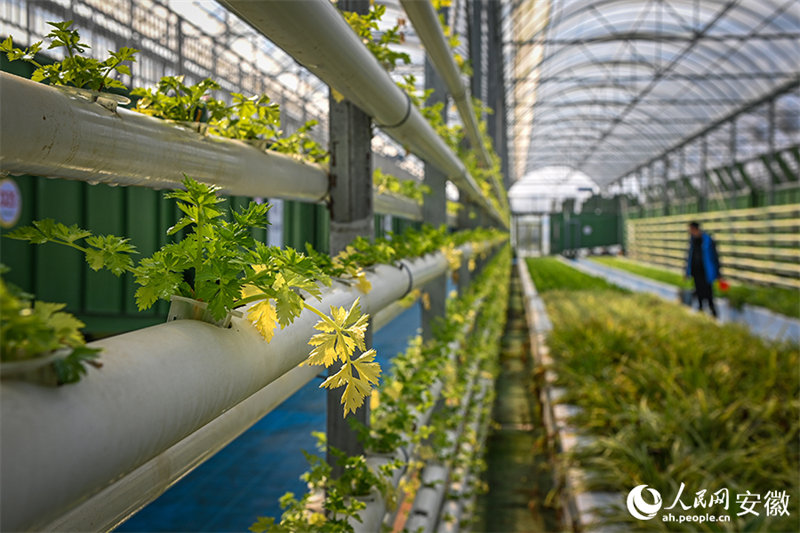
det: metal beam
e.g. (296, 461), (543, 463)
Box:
(614, 77), (800, 184)
(326, 0), (373, 470)
(510, 31), (800, 45)
(422, 55), (448, 342)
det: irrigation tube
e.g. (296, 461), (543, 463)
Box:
(0, 72), (328, 202)
(42, 295), (423, 532)
(217, 0), (506, 227)
(374, 193), (423, 221)
(0, 242), (497, 532)
(398, 0), (506, 202)
(0, 73), (426, 222)
(353, 295), (489, 533)
(407, 378), (491, 533)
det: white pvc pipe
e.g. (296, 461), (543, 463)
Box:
(0, 72), (329, 202)
(399, 0), (490, 167)
(217, 0), (505, 226)
(0, 72), (443, 222)
(1, 244), (491, 532)
(403, 360), (487, 532)
(399, 0), (507, 206)
(42, 283), (426, 533)
(442, 379), (493, 531)
(354, 318), (485, 533)
(374, 193), (423, 221)
(42, 363), (322, 532)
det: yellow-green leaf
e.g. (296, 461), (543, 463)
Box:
(354, 270), (372, 294)
(341, 375), (371, 416)
(306, 331), (338, 367)
(247, 299), (278, 342)
(320, 362), (351, 389)
(352, 348), (381, 387)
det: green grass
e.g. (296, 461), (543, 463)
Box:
(525, 257), (626, 293)
(544, 290), (799, 532)
(591, 256), (689, 287)
(726, 284), (800, 320)
(591, 256), (800, 319)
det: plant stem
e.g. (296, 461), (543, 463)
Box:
(232, 293), (267, 308)
(58, 240), (88, 254)
(99, 58), (120, 92)
(302, 301), (338, 329)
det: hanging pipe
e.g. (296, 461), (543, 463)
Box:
(405, 378), (490, 533)
(436, 378), (494, 532)
(0, 72), (423, 222)
(398, 0), (507, 206)
(0, 242), (499, 532)
(217, 0), (507, 227)
(374, 193), (423, 221)
(352, 287), (491, 533)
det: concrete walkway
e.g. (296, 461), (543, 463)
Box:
(476, 267), (560, 532)
(565, 257), (799, 344)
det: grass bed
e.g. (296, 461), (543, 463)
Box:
(525, 257), (626, 293)
(590, 256), (799, 319)
(544, 289), (799, 531)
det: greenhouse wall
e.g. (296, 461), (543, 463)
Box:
(0, 172), (279, 336)
(626, 203), (800, 290)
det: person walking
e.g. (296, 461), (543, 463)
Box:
(685, 221), (721, 317)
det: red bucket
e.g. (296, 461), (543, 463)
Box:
(718, 279), (730, 292)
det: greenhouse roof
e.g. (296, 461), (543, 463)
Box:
(509, 0), (800, 187)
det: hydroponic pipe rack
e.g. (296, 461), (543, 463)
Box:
(0, 241), (502, 532)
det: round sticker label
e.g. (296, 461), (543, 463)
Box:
(0, 178), (22, 229)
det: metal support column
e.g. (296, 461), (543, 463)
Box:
(767, 99), (776, 206)
(486, 0), (500, 151)
(469, 0), (484, 109)
(678, 147), (686, 209)
(422, 56), (448, 341)
(489, 0), (512, 190)
(728, 117), (744, 196)
(327, 0), (373, 471)
(663, 156), (671, 216)
(457, 201), (476, 295)
(700, 135), (708, 212)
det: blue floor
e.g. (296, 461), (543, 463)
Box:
(116, 303), (421, 532)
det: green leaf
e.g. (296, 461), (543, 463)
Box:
(84, 234), (136, 275)
(52, 345), (101, 384)
(273, 283), (304, 328)
(6, 225), (49, 244)
(248, 517), (276, 533)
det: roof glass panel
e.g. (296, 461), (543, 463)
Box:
(510, 0), (800, 187)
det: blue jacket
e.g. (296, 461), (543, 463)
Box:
(686, 232), (721, 283)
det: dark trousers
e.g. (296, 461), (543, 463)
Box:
(693, 274), (717, 317)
